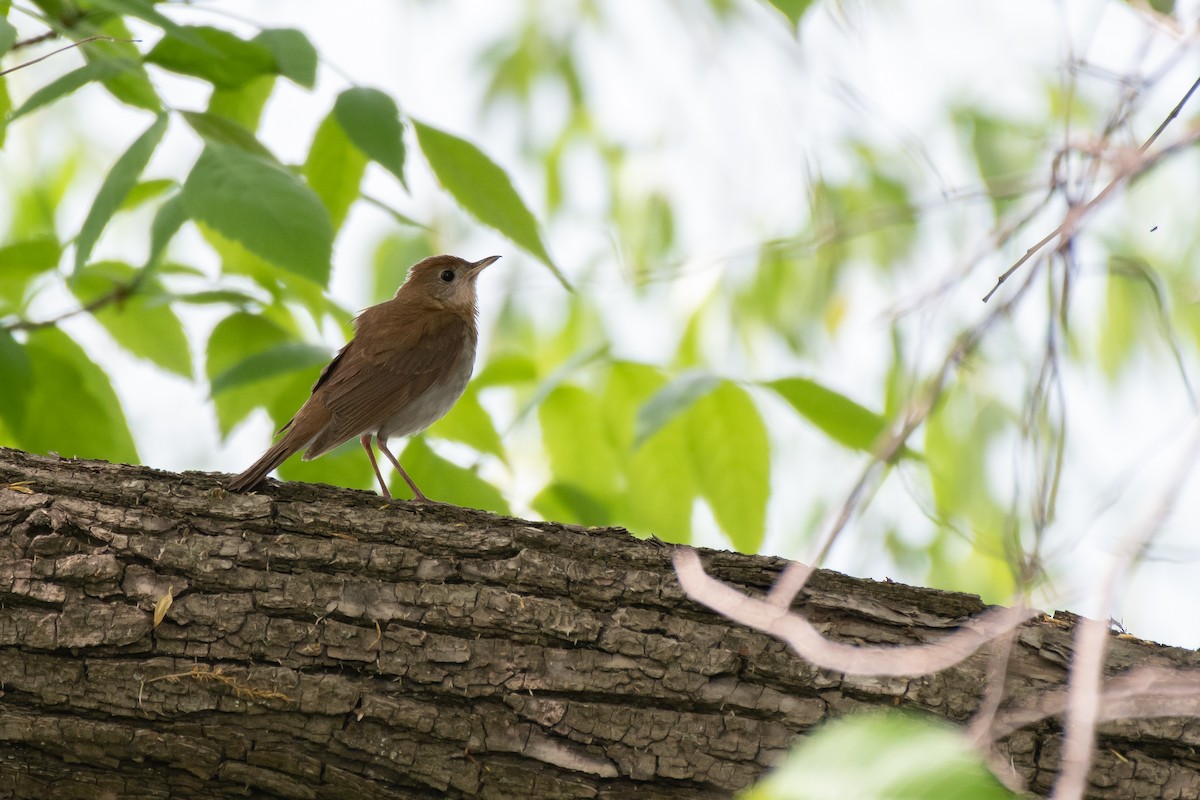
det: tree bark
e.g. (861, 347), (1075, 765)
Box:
(0, 446), (1197, 799)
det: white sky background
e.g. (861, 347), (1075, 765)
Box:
(6, 0), (1200, 646)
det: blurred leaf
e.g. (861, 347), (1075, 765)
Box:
(253, 28), (317, 88)
(69, 261), (192, 377)
(0, 237), (61, 309)
(635, 371), (720, 446)
(0, 18), (15, 58)
(764, 0), (813, 27)
(120, 179), (177, 212)
(533, 482), (611, 527)
(181, 111), (275, 160)
(205, 312), (296, 436)
(767, 377), (893, 455)
(18, 327), (137, 462)
(624, 413), (695, 543)
(181, 143), (333, 285)
(739, 712), (1015, 800)
(146, 193), (187, 270)
(210, 342), (330, 395)
(398, 437), (509, 512)
(89, 0), (209, 48)
(75, 113), (168, 271)
(956, 109), (1042, 215)
(0, 329), (31, 430)
(538, 384), (622, 512)
(0, 75), (10, 147)
(370, 233), (433, 303)
(82, 19), (160, 111)
(8, 60), (116, 123)
(474, 352), (538, 388)
(334, 87), (407, 186)
(146, 25), (276, 89)
(428, 387), (505, 460)
(686, 382), (769, 552)
(207, 74), (276, 132)
(305, 110), (368, 232)
(413, 119), (567, 288)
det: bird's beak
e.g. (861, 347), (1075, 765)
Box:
(469, 255), (501, 274)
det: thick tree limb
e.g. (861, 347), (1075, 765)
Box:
(1, 447), (1198, 799)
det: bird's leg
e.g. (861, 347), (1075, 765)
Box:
(375, 435), (430, 503)
(359, 434), (393, 499)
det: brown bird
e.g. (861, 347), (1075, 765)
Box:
(227, 254), (500, 501)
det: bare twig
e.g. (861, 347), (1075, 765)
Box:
(0, 35), (137, 77)
(675, 548), (1038, 676)
(2, 285), (132, 332)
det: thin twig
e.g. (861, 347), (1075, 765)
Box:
(2, 285), (131, 332)
(982, 74), (1200, 303)
(0, 35), (137, 77)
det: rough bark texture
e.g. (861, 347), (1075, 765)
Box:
(0, 447), (1198, 799)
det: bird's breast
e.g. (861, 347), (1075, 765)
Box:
(376, 337), (477, 439)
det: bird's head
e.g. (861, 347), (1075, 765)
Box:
(397, 254), (501, 310)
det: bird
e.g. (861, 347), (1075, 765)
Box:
(227, 254), (500, 502)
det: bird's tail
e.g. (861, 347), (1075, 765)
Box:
(227, 438), (300, 493)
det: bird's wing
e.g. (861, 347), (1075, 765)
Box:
(302, 306), (471, 458)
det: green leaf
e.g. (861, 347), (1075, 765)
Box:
(145, 25), (277, 89)
(207, 75), (276, 132)
(533, 482), (611, 527)
(120, 179), (178, 212)
(0, 329), (31, 430)
(8, 60), (115, 122)
(304, 111), (368, 231)
(685, 382), (769, 552)
(624, 417), (696, 543)
(334, 87), (407, 186)
(0, 237), (61, 309)
(69, 261), (192, 377)
(83, 20), (161, 112)
(427, 386), (505, 460)
(181, 111), (275, 160)
(635, 371), (720, 447)
(0, 76), (11, 147)
(146, 193), (187, 270)
(740, 713), (1016, 800)
(88, 0), (210, 49)
(254, 28), (317, 89)
(205, 312), (296, 436)
(764, 0), (813, 27)
(767, 377), (891, 454)
(75, 114), (168, 271)
(413, 119), (567, 287)
(396, 437), (509, 512)
(538, 384), (623, 511)
(181, 143), (333, 285)
(210, 342), (331, 396)
(18, 327), (138, 462)
(0, 18), (17, 58)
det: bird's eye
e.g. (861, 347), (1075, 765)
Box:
(440, 270), (455, 282)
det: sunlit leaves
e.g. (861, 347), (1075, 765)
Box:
(740, 713), (1016, 800)
(0, 18), (15, 58)
(0, 329), (31, 431)
(763, 0), (814, 28)
(69, 261), (192, 377)
(18, 327), (137, 462)
(181, 143), (333, 285)
(253, 29), (318, 88)
(305, 111), (368, 232)
(206, 312), (300, 436)
(635, 371), (720, 446)
(8, 61), (117, 122)
(334, 87), (407, 186)
(413, 119), (567, 287)
(75, 114), (167, 271)
(428, 387), (506, 460)
(0, 237), (61, 311)
(767, 377), (890, 455)
(146, 26), (277, 89)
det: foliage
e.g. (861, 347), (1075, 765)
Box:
(739, 713), (1016, 800)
